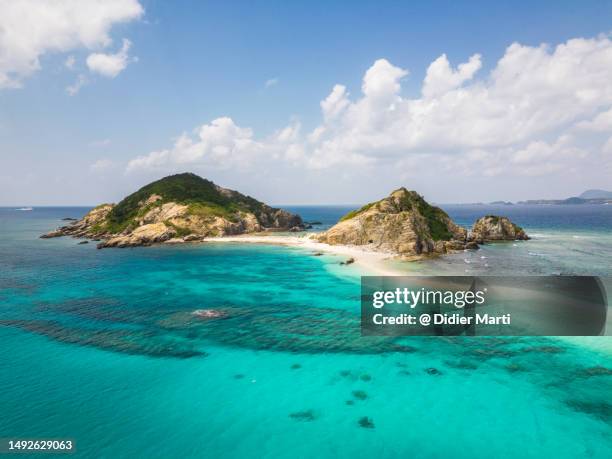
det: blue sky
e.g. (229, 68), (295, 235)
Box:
(1, 0), (612, 205)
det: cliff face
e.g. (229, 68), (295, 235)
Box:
(469, 215), (530, 242)
(315, 188), (470, 256)
(41, 173), (304, 248)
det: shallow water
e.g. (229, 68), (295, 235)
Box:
(1, 206), (611, 458)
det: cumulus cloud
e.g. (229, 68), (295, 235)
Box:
(0, 0), (143, 88)
(321, 84), (350, 120)
(422, 53), (481, 98)
(86, 38), (133, 78)
(127, 117), (262, 172)
(126, 34), (612, 184)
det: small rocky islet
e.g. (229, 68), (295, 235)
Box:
(41, 172), (529, 256)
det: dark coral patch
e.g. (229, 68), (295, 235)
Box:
(444, 359), (478, 370)
(565, 400), (611, 423)
(289, 410), (317, 422)
(358, 416), (375, 429)
(426, 368), (442, 376)
(579, 366), (612, 377)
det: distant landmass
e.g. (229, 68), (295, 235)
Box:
(579, 189), (612, 199)
(514, 189), (612, 205)
(443, 190), (612, 206)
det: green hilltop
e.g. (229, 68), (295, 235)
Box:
(105, 173), (268, 232)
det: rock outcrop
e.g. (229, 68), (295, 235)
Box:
(469, 215), (530, 242)
(315, 189), (530, 257)
(315, 188), (469, 257)
(40, 204), (114, 239)
(41, 173), (304, 248)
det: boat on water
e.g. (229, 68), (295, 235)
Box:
(16, 207), (33, 211)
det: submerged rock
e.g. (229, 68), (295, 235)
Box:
(289, 410), (317, 421)
(358, 416), (375, 429)
(425, 367), (442, 376)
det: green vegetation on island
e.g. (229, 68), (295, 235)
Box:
(42, 173), (304, 247)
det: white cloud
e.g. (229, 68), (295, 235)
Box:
(66, 74), (87, 96)
(361, 58), (408, 100)
(577, 107), (612, 131)
(422, 53), (481, 98)
(127, 117), (261, 172)
(90, 158), (114, 172)
(126, 34), (612, 186)
(64, 55), (76, 70)
(86, 38), (133, 78)
(320, 84), (349, 120)
(0, 0), (143, 88)
(265, 77), (279, 88)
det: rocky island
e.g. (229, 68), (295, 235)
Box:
(469, 215), (529, 243)
(42, 174), (529, 259)
(315, 188), (529, 257)
(41, 173), (304, 248)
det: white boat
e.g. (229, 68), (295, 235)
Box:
(16, 207), (33, 211)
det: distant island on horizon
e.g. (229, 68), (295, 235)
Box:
(440, 189), (612, 206)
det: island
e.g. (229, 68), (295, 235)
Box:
(315, 188), (528, 257)
(41, 173), (304, 247)
(41, 173), (530, 264)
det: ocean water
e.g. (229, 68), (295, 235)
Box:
(0, 205), (611, 458)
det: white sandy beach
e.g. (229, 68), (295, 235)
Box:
(201, 234), (405, 276)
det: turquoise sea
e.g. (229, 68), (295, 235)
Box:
(1, 205), (611, 458)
